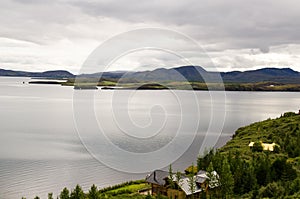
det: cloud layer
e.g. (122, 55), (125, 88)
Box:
(0, 0), (300, 73)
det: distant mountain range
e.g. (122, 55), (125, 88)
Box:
(89, 66), (300, 84)
(1, 66), (300, 83)
(0, 68), (74, 79)
(221, 67), (300, 83)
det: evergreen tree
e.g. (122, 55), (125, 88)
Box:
(258, 182), (285, 198)
(243, 162), (258, 194)
(206, 162), (217, 198)
(197, 149), (215, 171)
(271, 157), (296, 182)
(219, 157), (234, 198)
(48, 193), (54, 199)
(60, 187), (70, 199)
(287, 178), (300, 196)
(168, 164), (175, 189)
(70, 185), (85, 199)
(271, 158), (285, 181)
(88, 184), (100, 199)
(175, 171), (182, 196)
(175, 171), (182, 186)
(254, 154), (271, 186)
(230, 152), (244, 194)
(265, 153), (272, 184)
(211, 151), (224, 175)
(188, 164), (196, 199)
(282, 162), (297, 182)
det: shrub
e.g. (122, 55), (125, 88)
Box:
(258, 182), (285, 198)
(252, 142), (263, 152)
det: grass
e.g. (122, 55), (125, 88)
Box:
(105, 183), (150, 195)
(98, 180), (151, 198)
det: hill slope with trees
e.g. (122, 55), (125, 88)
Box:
(197, 111), (300, 198)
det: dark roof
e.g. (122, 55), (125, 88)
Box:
(146, 170), (169, 186)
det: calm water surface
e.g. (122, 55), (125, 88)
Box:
(0, 77), (299, 198)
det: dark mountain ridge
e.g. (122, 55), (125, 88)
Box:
(120, 66), (300, 83)
(221, 68), (300, 83)
(1, 66), (299, 83)
(0, 68), (74, 79)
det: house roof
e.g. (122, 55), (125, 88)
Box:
(249, 141), (278, 151)
(178, 170), (219, 195)
(178, 176), (203, 196)
(197, 170), (206, 175)
(146, 169), (219, 196)
(196, 170), (208, 181)
(196, 176), (206, 184)
(145, 170), (169, 186)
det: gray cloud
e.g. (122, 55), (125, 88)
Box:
(70, 0), (300, 50)
(0, 0), (300, 72)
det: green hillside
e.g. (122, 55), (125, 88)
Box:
(221, 112), (300, 161)
(197, 112), (300, 198)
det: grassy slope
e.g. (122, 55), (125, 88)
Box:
(97, 180), (154, 199)
(105, 183), (150, 195)
(220, 112), (300, 171)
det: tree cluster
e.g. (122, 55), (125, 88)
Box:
(197, 149), (299, 198)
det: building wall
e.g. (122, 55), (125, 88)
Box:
(152, 184), (168, 196)
(167, 188), (187, 199)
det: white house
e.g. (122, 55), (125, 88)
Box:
(249, 141), (278, 151)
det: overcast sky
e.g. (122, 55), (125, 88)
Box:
(0, 0), (300, 74)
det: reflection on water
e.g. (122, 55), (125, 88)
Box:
(0, 77), (299, 198)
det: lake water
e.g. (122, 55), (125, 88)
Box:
(0, 77), (299, 198)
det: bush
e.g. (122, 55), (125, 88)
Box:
(283, 112), (296, 117)
(252, 142), (263, 152)
(258, 182), (285, 198)
(274, 145), (280, 153)
(287, 178), (300, 196)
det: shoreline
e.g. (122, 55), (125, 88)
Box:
(28, 80), (300, 92)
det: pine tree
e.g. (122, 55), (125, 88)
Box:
(211, 151), (224, 175)
(88, 184), (101, 199)
(168, 164), (175, 189)
(188, 173), (196, 199)
(244, 162), (258, 194)
(254, 154), (271, 186)
(219, 157), (234, 198)
(205, 162), (215, 198)
(175, 171), (182, 197)
(70, 185), (85, 199)
(60, 188), (70, 199)
(48, 193), (54, 199)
